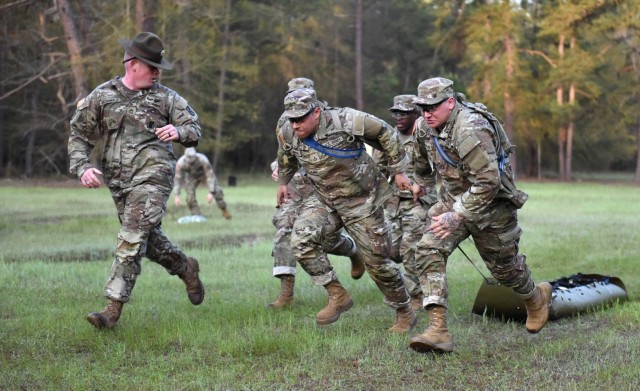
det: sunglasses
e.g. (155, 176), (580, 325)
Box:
(419, 99), (448, 113)
(289, 107), (316, 124)
(390, 111), (415, 120)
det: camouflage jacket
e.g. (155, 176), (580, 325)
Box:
(277, 107), (408, 224)
(373, 123), (437, 204)
(174, 152), (220, 195)
(68, 77), (201, 190)
(413, 103), (524, 229)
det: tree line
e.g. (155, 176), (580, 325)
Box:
(0, 0), (638, 183)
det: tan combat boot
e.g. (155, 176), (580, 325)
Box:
(410, 293), (424, 312)
(220, 208), (232, 220)
(388, 304), (417, 333)
(267, 275), (295, 309)
(316, 280), (353, 325)
(86, 300), (124, 329)
(349, 250), (366, 280)
(524, 282), (553, 333)
(409, 305), (453, 353)
(179, 257), (205, 305)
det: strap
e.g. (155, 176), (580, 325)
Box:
(302, 137), (364, 159)
(432, 136), (458, 168)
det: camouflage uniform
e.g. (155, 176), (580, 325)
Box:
(412, 78), (537, 309)
(373, 95), (437, 303)
(68, 76), (201, 303)
(271, 125), (358, 279)
(277, 89), (411, 309)
(174, 148), (227, 216)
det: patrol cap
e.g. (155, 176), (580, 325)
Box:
(414, 77), (454, 105)
(389, 94), (419, 112)
(287, 77), (315, 93)
(283, 88), (318, 119)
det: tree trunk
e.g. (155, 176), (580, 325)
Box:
(557, 34), (566, 181)
(566, 80), (575, 181)
(354, 0), (363, 110)
(56, 0), (88, 101)
(503, 27), (516, 176)
(136, 0), (156, 32)
(213, 0), (231, 171)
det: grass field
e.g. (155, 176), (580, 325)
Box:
(1, 178), (639, 390)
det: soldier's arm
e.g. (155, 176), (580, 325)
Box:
(275, 124), (298, 186)
(169, 93), (201, 147)
(173, 157), (185, 195)
(360, 112), (407, 177)
(68, 94), (100, 179)
(452, 116), (501, 221)
(201, 155), (221, 194)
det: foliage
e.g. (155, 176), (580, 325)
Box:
(0, 0), (638, 181)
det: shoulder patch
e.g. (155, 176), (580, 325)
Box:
(186, 105), (196, 116)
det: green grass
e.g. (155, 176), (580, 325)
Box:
(1, 179), (639, 390)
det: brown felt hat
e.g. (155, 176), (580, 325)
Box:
(119, 32), (173, 70)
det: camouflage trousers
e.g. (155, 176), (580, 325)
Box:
(184, 177), (226, 215)
(291, 199), (410, 309)
(415, 200), (535, 309)
(385, 196), (430, 300)
(105, 183), (192, 302)
(273, 193), (356, 277)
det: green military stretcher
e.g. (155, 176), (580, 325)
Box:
(471, 273), (628, 321)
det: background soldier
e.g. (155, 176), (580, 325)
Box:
(174, 147), (232, 220)
(276, 88), (416, 332)
(409, 77), (552, 353)
(268, 77), (364, 309)
(68, 32), (205, 329)
(373, 95), (437, 311)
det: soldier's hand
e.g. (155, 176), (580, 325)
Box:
(155, 124), (179, 142)
(394, 172), (412, 191)
(276, 184), (289, 207)
(174, 195), (181, 207)
(412, 183), (424, 201)
(207, 193), (214, 204)
(80, 168), (103, 189)
(429, 212), (463, 240)
(271, 169), (279, 182)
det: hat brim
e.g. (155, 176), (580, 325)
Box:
(413, 97), (447, 106)
(283, 108), (311, 119)
(119, 39), (173, 71)
(389, 106), (417, 112)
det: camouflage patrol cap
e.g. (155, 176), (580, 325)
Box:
(283, 88), (318, 118)
(389, 94), (419, 112)
(287, 77), (315, 93)
(414, 77), (454, 105)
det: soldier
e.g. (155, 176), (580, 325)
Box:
(173, 147), (232, 220)
(408, 77), (552, 353)
(373, 95), (437, 311)
(276, 88), (416, 332)
(268, 77), (365, 309)
(68, 32), (205, 329)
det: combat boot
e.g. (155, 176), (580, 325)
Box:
(410, 293), (424, 312)
(267, 275), (295, 309)
(86, 300), (124, 329)
(220, 208), (232, 220)
(524, 282), (553, 333)
(388, 304), (417, 333)
(178, 257), (205, 305)
(316, 280), (353, 325)
(349, 250), (366, 280)
(409, 305), (453, 353)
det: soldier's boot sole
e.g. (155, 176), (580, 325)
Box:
(409, 334), (453, 354)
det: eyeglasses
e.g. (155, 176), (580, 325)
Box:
(390, 111), (414, 120)
(419, 99), (447, 113)
(289, 107), (316, 124)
